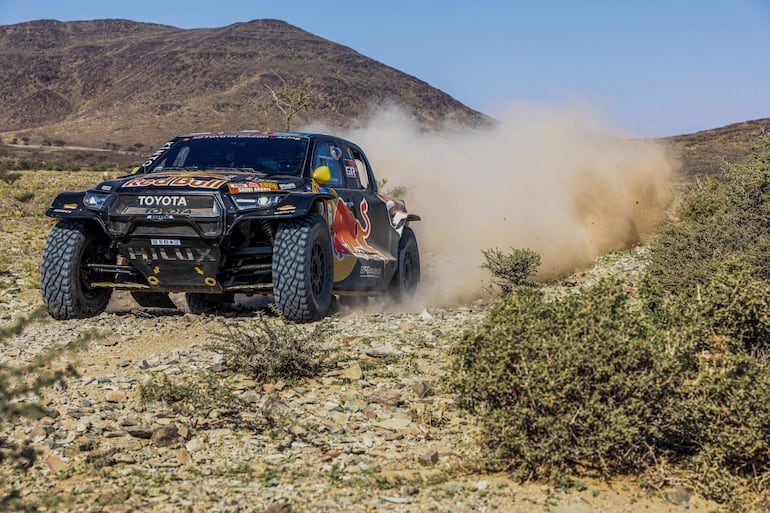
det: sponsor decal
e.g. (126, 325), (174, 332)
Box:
(52, 209), (73, 214)
(63, 203), (78, 210)
(142, 208), (192, 215)
(190, 133), (303, 141)
(146, 214), (174, 221)
(344, 159), (357, 178)
(279, 183), (297, 191)
(100, 185), (112, 191)
(137, 196), (188, 207)
(150, 239), (182, 246)
(360, 264), (382, 278)
(122, 175), (227, 189)
(142, 140), (174, 168)
(275, 205), (296, 215)
(127, 246), (217, 262)
(227, 181), (280, 194)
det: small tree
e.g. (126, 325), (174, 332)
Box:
(261, 74), (316, 131)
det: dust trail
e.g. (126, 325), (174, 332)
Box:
(305, 102), (676, 306)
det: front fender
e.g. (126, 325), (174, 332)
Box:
(46, 192), (99, 219)
(227, 192), (334, 221)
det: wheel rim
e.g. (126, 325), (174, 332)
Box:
(310, 241), (326, 297)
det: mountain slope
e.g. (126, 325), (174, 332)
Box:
(0, 19), (488, 148)
(661, 118), (770, 177)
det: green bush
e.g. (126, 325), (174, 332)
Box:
(0, 169), (21, 185)
(450, 279), (692, 480)
(209, 314), (331, 383)
(13, 192), (34, 204)
(481, 247), (541, 295)
(451, 136), (770, 507)
(643, 134), (770, 303)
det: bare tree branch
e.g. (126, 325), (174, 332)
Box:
(261, 74), (316, 131)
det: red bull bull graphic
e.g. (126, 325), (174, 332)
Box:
(331, 197), (386, 281)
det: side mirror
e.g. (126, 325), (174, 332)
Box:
(312, 165), (331, 184)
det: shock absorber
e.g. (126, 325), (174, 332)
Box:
(259, 219), (275, 245)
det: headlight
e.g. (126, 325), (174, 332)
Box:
(232, 194), (286, 210)
(83, 191), (110, 210)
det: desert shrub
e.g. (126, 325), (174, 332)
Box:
(452, 136), (770, 507)
(0, 168), (21, 185)
(49, 160), (81, 172)
(15, 159), (44, 171)
(643, 134), (770, 303)
(677, 351), (770, 505)
(208, 314), (331, 383)
(139, 372), (244, 418)
(699, 258), (770, 353)
(481, 247), (541, 295)
(450, 278), (693, 479)
(13, 192), (34, 204)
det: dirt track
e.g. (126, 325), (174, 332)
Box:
(0, 250), (721, 512)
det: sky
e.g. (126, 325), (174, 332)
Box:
(1, 0), (769, 137)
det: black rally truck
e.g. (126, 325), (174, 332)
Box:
(40, 131), (420, 322)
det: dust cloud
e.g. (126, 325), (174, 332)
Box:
(305, 102), (677, 306)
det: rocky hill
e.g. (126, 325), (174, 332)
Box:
(662, 117), (770, 177)
(0, 19), (488, 149)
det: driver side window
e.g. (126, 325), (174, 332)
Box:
(313, 143), (344, 187)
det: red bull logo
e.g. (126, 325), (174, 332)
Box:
(122, 173), (232, 189)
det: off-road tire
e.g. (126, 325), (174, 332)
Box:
(273, 213), (333, 322)
(40, 220), (113, 320)
(388, 227), (420, 302)
(131, 292), (177, 309)
(185, 293), (235, 314)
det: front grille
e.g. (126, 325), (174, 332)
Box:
(107, 193), (223, 238)
(111, 194), (218, 216)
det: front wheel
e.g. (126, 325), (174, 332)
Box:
(272, 213), (333, 322)
(40, 220), (113, 320)
(388, 227), (420, 302)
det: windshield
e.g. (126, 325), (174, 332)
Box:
(148, 134), (308, 176)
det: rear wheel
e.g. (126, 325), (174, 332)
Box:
(272, 213), (333, 322)
(388, 227), (420, 302)
(40, 220), (113, 320)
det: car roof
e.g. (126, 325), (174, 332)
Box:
(174, 131), (359, 147)
(176, 130), (318, 139)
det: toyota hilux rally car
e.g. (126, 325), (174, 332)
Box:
(40, 131), (420, 322)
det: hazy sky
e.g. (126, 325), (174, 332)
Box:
(1, 0), (769, 137)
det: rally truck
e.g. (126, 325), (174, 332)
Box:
(40, 131), (420, 322)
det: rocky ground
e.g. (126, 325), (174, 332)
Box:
(0, 172), (719, 512)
